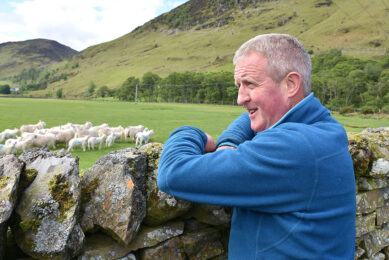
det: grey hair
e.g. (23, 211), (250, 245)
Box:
(233, 33), (312, 96)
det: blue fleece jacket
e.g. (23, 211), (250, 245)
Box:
(158, 94), (356, 259)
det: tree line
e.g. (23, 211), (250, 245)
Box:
(6, 49), (389, 113)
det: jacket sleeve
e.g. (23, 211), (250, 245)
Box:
(158, 125), (317, 213)
(216, 112), (256, 148)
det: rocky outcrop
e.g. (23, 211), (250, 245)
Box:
(1, 127), (389, 259)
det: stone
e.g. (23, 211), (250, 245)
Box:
(80, 148), (147, 245)
(356, 190), (384, 215)
(141, 236), (186, 260)
(190, 204), (232, 226)
(127, 221), (184, 251)
(357, 177), (389, 191)
(11, 148), (83, 260)
(189, 240), (224, 260)
(370, 159), (389, 177)
(0, 154), (23, 223)
(181, 227), (222, 256)
(77, 233), (132, 260)
(356, 212), (376, 238)
(354, 246), (365, 259)
(377, 204), (389, 226)
(358, 130), (389, 160)
(139, 143), (192, 226)
(360, 226), (389, 257)
(116, 253), (137, 260)
(348, 133), (373, 176)
(0, 154), (23, 259)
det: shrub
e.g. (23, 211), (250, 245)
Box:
(56, 88), (63, 98)
(360, 106), (377, 114)
(339, 106), (354, 114)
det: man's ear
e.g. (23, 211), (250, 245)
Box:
(284, 72), (303, 98)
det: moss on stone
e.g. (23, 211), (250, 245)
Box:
(0, 175), (10, 189)
(81, 177), (99, 204)
(19, 168), (38, 190)
(48, 174), (75, 222)
(19, 218), (41, 233)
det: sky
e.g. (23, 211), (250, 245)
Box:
(0, 0), (187, 51)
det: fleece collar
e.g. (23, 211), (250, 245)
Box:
(267, 93), (330, 131)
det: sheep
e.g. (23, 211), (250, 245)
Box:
(5, 137), (21, 146)
(30, 133), (55, 149)
(68, 136), (89, 152)
(32, 133), (56, 149)
(14, 137), (34, 153)
(75, 128), (99, 138)
(0, 144), (15, 155)
(55, 129), (75, 146)
(88, 134), (107, 150)
(71, 121), (93, 132)
(0, 128), (20, 142)
(20, 120), (46, 134)
(105, 133), (120, 148)
(124, 125), (145, 142)
(135, 129), (154, 147)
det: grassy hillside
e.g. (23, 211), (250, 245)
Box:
(7, 0), (389, 96)
(0, 39), (77, 78)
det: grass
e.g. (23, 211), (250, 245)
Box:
(1, 97), (388, 173)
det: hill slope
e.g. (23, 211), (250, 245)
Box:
(9, 0), (389, 96)
(0, 39), (77, 78)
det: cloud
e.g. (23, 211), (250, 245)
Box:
(0, 0), (187, 51)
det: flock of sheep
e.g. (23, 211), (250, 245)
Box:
(0, 120), (154, 155)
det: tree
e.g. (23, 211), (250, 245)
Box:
(56, 88), (63, 98)
(116, 77), (140, 101)
(96, 86), (109, 98)
(0, 84), (10, 94)
(84, 81), (96, 97)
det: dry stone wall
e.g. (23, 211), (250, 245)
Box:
(0, 127), (388, 260)
(350, 127), (389, 260)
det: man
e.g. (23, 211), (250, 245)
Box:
(158, 34), (356, 259)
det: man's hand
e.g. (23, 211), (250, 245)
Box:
(204, 133), (216, 153)
(216, 145), (236, 151)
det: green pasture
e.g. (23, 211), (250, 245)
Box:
(1, 97), (388, 173)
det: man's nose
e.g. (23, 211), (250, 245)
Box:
(237, 86), (249, 105)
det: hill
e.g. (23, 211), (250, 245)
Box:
(0, 39), (77, 78)
(5, 0), (389, 96)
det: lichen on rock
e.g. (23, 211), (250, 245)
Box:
(11, 148), (83, 260)
(80, 148), (147, 245)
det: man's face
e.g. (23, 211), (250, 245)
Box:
(234, 52), (290, 132)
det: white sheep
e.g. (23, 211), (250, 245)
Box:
(32, 133), (56, 149)
(0, 144), (15, 155)
(75, 128), (99, 138)
(105, 133), (120, 148)
(88, 134), (107, 150)
(5, 137), (21, 146)
(68, 136), (89, 152)
(55, 129), (75, 146)
(20, 120), (46, 134)
(124, 125), (145, 142)
(135, 129), (154, 147)
(0, 128), (20, 142)
(14, 137), (34, 153)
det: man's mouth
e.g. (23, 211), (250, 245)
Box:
(248, 108), (257, 115)
(247, 108), (258, 118)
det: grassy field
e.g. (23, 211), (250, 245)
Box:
(1, 97), (388, 173)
